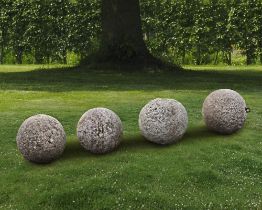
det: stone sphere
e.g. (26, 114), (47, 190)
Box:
(77, 108), (123, 154)
(139, 98), (188, 145)
(202, 89), (248, 134)
(16, 114), (66, 163)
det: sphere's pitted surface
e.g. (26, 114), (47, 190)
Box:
(202, 89), (247, 134)
(139, 98), (188, 145)
(16, 114), (66, 163)
(77, 108), (123, 154)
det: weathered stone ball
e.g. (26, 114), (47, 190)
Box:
(202, 89), (248, 134)
(16, 114), (66, 163)
(139, 98), (188, 145)
(77, 108), (123, 154)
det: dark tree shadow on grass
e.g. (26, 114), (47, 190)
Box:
(0, 66), (261, 92)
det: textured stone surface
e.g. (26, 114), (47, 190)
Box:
(77, 108), (123, 154)
(16, 114), (66, 163)
(139, 98), (188, 145)
(202, 89), (247, 134)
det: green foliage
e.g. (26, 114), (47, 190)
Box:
(68, 0), (101, 59)
(10, 0), (30, 64)
(229, 0), (262, 64)
(25, 0), (71, 64)
(0, 0), (100, 64)
(140, 0), (262, 65)
(0, 0), (261, 65)
(0, 0), (12, 63)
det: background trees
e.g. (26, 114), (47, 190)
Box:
(229, 0), (262, 65)
(0, 0), (261, 65)
(68, 0), (100, 60)
(0, 0), (12, 64)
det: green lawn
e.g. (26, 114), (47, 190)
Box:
(0, 65), (261, 209)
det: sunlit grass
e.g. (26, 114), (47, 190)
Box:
(0, 65), (261, 209)
(184, 64), (262, 71)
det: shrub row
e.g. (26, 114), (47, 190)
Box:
(0, 0), (261, 65)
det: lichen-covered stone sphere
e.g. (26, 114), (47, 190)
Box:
(77, 108), (123, 154)
(16, 114), (66, 163)
(202, 89), (248, 134)
(139, 98), (188, 145)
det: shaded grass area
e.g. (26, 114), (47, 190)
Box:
(0, 65), (261, 209)
(0, 65), (261, 92)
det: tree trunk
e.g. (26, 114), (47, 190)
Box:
(214, 51), (219, 65)
(15, 47), (23, 64)
(182, 48), (186, 64)
(227, 50), (232, 65)
(0, 36), (4, 64)
(246, 48), (255, 65)
(62, 49), (67, 64)
(83, 0), (179, 70)
(35, 50), (44, 64)
(100, 0), (149, 62)
(0, 45), (3, 64)
(196, 45), (201, 65)
(260, 52), (262, 64)
(246, 51), (254, 65)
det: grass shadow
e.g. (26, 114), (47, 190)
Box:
(183, 126), (219, 142)
(0, 66), (261, 92)
(62, 139), (93, 160)
(60, 126), (224, 161)
(61, 135), (158, 160)
(119, 135), (163, 149)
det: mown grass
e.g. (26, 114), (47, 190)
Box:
(0, 65), (261, 209)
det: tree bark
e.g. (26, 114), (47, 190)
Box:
(83, 0), (179, 70)
(245, 43), (256, 65)
(35, 50), (44, 64)
(196, 45), (201, 65)
(0, 45), (3, 64)
(227, 51), (232, 65)
(182, 48), (186, 64)
(246, 49), (255, 65)
(100, 0), (149, 62)
(214, 51), (219, 65)
(0, 32), (5, 64)
(62, 49), (67, 64)
(15, 47), (23, 64)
